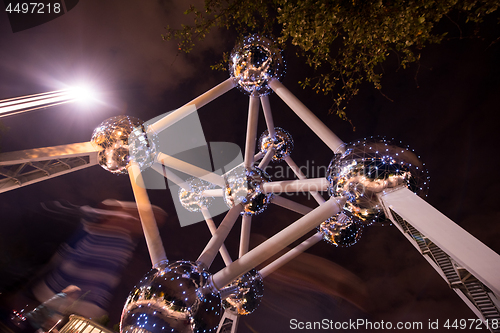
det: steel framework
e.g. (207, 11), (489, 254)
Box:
(1, 62), (499, 333)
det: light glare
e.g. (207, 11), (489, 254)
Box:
(0, 85), (97, 118)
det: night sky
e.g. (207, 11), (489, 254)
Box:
(1, 1), (500, 332)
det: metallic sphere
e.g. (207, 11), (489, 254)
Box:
(222, 269), (264, 316)
(120, 261), (221, 333)
(258, 127), (294, 161)
(179, 178), (216, 212)
(319, 212), (363, 247)
(326, 138), (429, 225)
(229, 34), (284, 96)
(91, 115), (157, 174)
(223, 166), (273, 215)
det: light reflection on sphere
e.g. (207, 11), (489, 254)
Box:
(91, 115), (157, 175)
(326, 138), (429, 225)
(179, 178), (216, 212)
(258, 127), (293, 161)
(319, 212), (363, 247)
(223, 166), (272, 215)
(222, 269), (263, 316)
(229, 34), (284, 96)
(120, 261), (221, 333)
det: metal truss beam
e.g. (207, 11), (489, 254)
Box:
(0, 142), (99, 193)
(379, 187), (500, 332)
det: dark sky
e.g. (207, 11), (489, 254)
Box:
(1, 1), (500, 332)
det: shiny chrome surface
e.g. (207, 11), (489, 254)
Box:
(91, 115), (157, 174)
(258, 127), (293, 161)
(229, 35), (284, 96)
(223, 166), (273, 215)
(319, 212), (363, 247)
(327, 138), (429, 225)
(222, 269), (264, 316)
(120, 261), (221, 333)
(178, 177), (216, 212)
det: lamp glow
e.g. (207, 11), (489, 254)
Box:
(67, 85), (96, 102)
(0, 85), (97, 118)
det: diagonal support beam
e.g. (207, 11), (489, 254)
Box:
(201, 207), (233, 266)
(271, 195), (314, 215)
(244, 96), (260, 169)
(284, 155), (325, 204)
(260, 95), (276, 138)
(197, 205), (243, 268)
(156, 152), (225, 187)
(148, 78), (237, 134)
(262, 178), (329, 194)
(269, 79), (344, 153)
(128, 162), (167, 267)
(259, 232), (323, 278)
(211, 197), (345, 289)
(239, 215), (252, 258)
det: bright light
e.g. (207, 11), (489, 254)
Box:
(67, 85), (96, 102)
(0, 85), (97, 118)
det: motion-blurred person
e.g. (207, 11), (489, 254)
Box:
(31, 199), (167, 321)
(23, 285), (81, 333)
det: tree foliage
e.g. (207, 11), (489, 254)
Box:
(162, 0), (498, 122)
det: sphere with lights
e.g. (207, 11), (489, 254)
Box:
(223, 166), (273, 215)
(222, 269), (264, 316)
(91, 115), (157, 175)
(258, 127), (294, 161)
(229, 34), (285, 96)
(120, 261), (221, 333)
(319, 212), (363, 247)
(326, 138), (429, 225)
(179, 177), (217, 212)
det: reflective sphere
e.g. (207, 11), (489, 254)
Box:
(179, 178), (216, 212)
(222, 269), (263, 316)
(319, 212), (363, 247)
(120, 261), (221, 333)
(229, 34), (284, 96)
(223, 166), (272, 215)
(326, 138), (429, 225)
(91, 115), (157, 174)
(258, 127), (293, 161)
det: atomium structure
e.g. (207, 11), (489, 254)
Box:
(319, 212), (363, 247)
(222, 165), (273, 216)
(1, 35), (500, 333)
(179, 177), (217, 213)
(221, 269), (264, 316)
(91, 115), (158, 174)
(326, 137), (429, 226)
(258, 127), (293, 162)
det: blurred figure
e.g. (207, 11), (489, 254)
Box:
(31, 199), (167, 321)
(23, 285), (81, 333)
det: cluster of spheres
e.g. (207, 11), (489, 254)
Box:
(223, 166), (273, 215)
(258, 127), (294, 161)
(319, 212), (363, 247)
(229, 34), (285, 96)
(222, 269), (264, 316)
(110, 34), (431, 333)
(326, 138), (429, 225)
(120, 261), (221, 333)
(178, 178), (216, 212)
(117, 35), (288, 333)
(91, 115), (157, 174)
